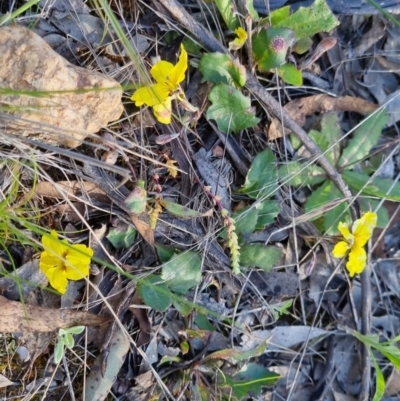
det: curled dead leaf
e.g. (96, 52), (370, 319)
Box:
(268, 94), (378, 139)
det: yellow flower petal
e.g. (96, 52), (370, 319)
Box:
(42, 230), (67, 256)
(40, 252), (64, 272)
(65, 244), (93, 280)
(47, 266), (69, 294)
(352, 211), (377, 248)
(131, 83), (169, 107)
(229, 27), (248, 51)
(169, 44), (188, 88)
(151, 45), (187, 89)
(337, 221), (354, 243)
(332, 241), (350, 258)
(39, 231), (92, 294)
(153, 97), (172, 124)
(346, 246), (367, 277)
(150, 60), (175, 86)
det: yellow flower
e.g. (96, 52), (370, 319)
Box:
(40, 230), (93, 294)
(131, 44), (188, 124)
(229, 27), (247, 51)
(332, 212), (377, 277)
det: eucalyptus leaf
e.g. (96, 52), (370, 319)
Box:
(371, 352), (385, 401)
(214, 0), (239, 30)
(160, 199), (206, 218)
(223, 363), (280, 399)
(244, 0), (259, 20)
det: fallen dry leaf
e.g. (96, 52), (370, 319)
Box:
(0, 296), (109, 333)
(268, 94), (378, 139)
(130, 215), (154, 247)
(33, 180), (110, 204)
(129, 292), (151, 347)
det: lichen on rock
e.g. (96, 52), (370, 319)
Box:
(0, 25), (123, 147)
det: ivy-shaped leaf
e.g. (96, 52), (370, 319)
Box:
(241, 148), (278, 199)
(239, 244), (281, 271)
(161, 251), (202, 295)
(199, 53), (246, 88)
(275, 0), (339, 39)
(137, 274), (172, 312)
(279, 161), (326, 187)
(278, 63), (303, 86)
(206, 84), (260, 133)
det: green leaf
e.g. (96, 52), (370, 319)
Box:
(278, 63), (303, 86)
(275, 0), (339, 39)
(255, 200), (281, 228)
(137, 274), (172, 312)
(279, 161), (326, 187)
(63, 332), (74, 348)
(199, 53), (246, 88)
(204, 340), (268, 363)
(253, 27), (295, 71)
(338, 111), (388, 169)
(161, 251), (202, 295)
(343, 170), (400, 201)
(107, 225), (137, 249)
(214, 0), (240, 30)
(320, 112), (341, 164)
(371, 352), (385, 401)
(292, 36), (313, 54)
(223, 363), (280, 399)
(159, 355), (183, 366)
(182, 37), (202, 55)
(54, 340), (65, 364)
(304, 180), (348, 234)
(173, 298), (193, 315)
(233, 206), (259, 239)
(239, 244), (281, 271)
(195, 313), (216, 331)
(244, 0), (259, 20)
(241, 148), (278, 199)
(124, 180), (147, 214)
(270, 6), (290, 25)
(160, 199), (206, 218)
(66, 326), (85, 335)
(155, 244), (175, 263)
(206, 84), (260, 134)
